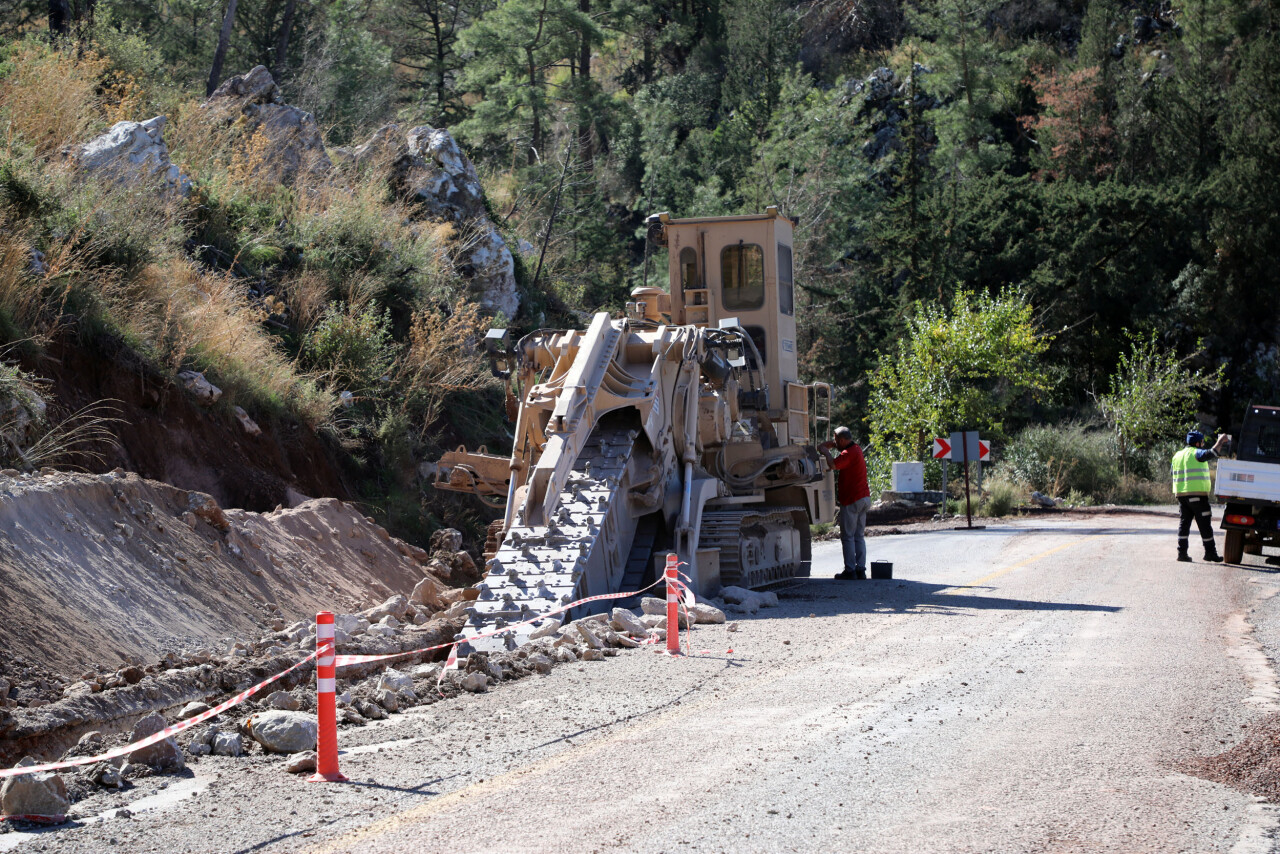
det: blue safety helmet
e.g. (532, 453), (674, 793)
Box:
(1186, 430), (1205, 446)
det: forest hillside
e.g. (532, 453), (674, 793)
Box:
(0, 0), (1277, 532)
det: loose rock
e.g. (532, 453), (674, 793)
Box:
(529, 618), (562, 640)
(610, 608), (648, 636)
(285, 751), (317, 774)
(128, 712), (185, 771)
(265, 690), (300, 711)
(376, 688), (399, 712)
(364, 594), (410, 623)
(211, 732), (244, 757)
(179, 701), (211, 719)
(248, 711), (318, 754)
(0, 756), (69, 820)
(460, 672), (489, 693)
(378, 668), (413, 693)
(177, 371), (222, 406)
(233, 406), (262, 437)
(687, 602), (726, 624)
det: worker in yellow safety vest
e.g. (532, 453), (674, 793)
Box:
(1172, 429), (1230, 562)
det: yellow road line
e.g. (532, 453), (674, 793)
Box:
(940, 534), (1104, 595)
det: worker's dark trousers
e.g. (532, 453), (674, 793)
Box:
(1177, 495), (1218, 557)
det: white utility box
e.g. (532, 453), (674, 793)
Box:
(891, 462), (924, 493)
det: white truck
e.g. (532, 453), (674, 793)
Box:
(1215, 403), (1280, 564)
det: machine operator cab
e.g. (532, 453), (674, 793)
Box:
(629, 206), (811, 447)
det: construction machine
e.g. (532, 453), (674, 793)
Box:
(434, 208), (837, 651)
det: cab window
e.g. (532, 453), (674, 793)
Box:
(778, 243), (793, 316)
(680, 247), (699, 292)
(721, 243), (764, 310)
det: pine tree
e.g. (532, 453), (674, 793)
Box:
(457, 0), (596, 163)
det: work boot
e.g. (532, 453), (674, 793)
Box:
(1177, 552), (1192, 562)
(1204, 551), (1223, 563)
(834, 569), (857, 581)
(854, 568), (867, 580)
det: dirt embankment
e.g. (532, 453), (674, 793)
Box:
(0, 468), (442, 679)
(21, 336), (349, 513)
(0, 467), (480, 765)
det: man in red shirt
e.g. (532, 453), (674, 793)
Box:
(819, 426), (872, 580)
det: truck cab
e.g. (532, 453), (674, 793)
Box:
(1216, 404), (1280, 563)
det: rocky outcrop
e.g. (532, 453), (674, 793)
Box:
(77, 116), (192, 195)
(339, 124), (520, 318)
(203, 66), (331, 186)
(846, 65), (939, 176)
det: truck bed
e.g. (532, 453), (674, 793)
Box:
(1216, 459), (1280, 506)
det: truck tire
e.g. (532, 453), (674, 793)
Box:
(1225, 529), (1245, 564)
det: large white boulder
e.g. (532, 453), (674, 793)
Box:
(78, 115), (192, 194)
(249, 710), (318, 754)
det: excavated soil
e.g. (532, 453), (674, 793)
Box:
(0, 468), (437, 679)
(0, 467), (477, 766)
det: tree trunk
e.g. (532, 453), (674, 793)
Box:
(526, 46), (540, 164)
(48, 0), (70, 36)
(207, 0), (240, 97)
(432, 9), (448, 117)
(577, 0), (594, 167)
(272, 0), (297, 81)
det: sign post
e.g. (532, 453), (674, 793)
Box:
(933, 432), (988, 530)
(932, 437), (951, 518)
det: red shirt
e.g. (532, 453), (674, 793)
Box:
(830, 443), (870, 506)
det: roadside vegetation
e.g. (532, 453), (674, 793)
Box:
(2, 0), (1278, 539)
(0, 37), (501, 541)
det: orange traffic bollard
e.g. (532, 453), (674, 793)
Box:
(308, 611), (347, 782)
(665, 554), (681, 655)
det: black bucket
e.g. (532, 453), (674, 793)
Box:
(870, 560), (893, 580)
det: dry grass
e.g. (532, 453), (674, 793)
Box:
(226, 127), (280, 197)
(0, 223), (46, 329)
(0, 42), (106, 157)
(396, 300), (497, 431)
(167, 99), (237, 185)
(125, 258), (334, 425)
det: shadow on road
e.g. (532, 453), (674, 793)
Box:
(776, 578), (1122, 617)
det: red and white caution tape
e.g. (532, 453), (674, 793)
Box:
(1, 813), (67, 825)
(0, 648), (324, 781)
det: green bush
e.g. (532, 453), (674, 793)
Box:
(980, 479), (1020, 517)
(995, 423), (1121, 498)
(303, 303), (396, 393)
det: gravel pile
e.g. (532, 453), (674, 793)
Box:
(1185, 713), (1280, 799)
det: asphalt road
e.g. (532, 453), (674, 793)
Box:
(11, 511), (1280, 853)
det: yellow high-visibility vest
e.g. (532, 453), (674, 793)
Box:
(1171, 446), (1212, 496)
